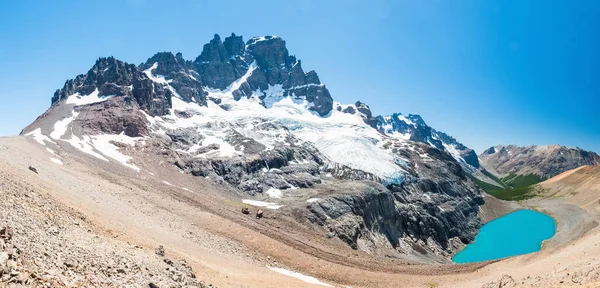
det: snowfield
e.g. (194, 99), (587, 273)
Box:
(140, 63), (409, 182)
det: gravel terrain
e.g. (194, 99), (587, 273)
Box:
(2, 136), (600, 287)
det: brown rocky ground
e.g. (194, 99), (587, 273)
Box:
(1, 136), (600, 287)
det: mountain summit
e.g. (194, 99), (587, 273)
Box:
(22, 33), (484, 262)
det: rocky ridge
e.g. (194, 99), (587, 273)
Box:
(479, 144), (600, 178)
(376, 113), (480, 169)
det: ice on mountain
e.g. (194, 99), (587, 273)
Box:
(65, 89), (113, 106)
(261, 84), (285, 108)
(50, 157), (63, 165)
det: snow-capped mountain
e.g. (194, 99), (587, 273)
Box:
(376, 113), (480, 169)
(21, 33), (484, 261)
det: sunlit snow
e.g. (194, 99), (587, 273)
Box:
(143, 63), (408, 182)
(143, 63), (170, 84)
(242, 200), (283, 210)
(65, 89), (113, 106)
(25, 128), (56, 146)
(268, 267), (333, 287)
(50, 112), (80, 140)
(50, 158), (63, 165)
(89, 133), (142, 171)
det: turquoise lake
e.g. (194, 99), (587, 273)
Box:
(453, 209), (556, 263)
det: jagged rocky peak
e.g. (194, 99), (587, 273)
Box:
(49, 33), (335, 117)
(51, 56), (173, 117)
(141, 52), (207, 106)
(140, 52), (188, 77)
(51, 57), (135, 104)
(193, 33), (249, 90)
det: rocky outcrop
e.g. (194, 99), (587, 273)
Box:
(234, 36), (334, 116)
(480, 144), (600, 178)
(51, 57), (173, 116)
(141, 52), (207, 106)
(173, 144), (326, 195)
(193, 34), (247, 90)
(308, 141), (483, 257)
(336, 101), (378, 128)
(376, 113), (479, 168)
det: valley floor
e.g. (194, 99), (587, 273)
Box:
(1, 136), (599, 287)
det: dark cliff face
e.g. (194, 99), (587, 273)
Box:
(307, 142), (483, 257)
(51, 57), (173, 116)
(51, 33), (335, 117)
(140, 52), (207, 106)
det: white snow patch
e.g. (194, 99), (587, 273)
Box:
(89, 133), (141, 171)
(143, 63), (170, 84)
(162, 180), (173, 186)
(199, 135), (239, 157)
(265, 188), (282, 198)
(63, 135), (108, 161)
(50, 112), (80, 140)
(268, 267), (333, 287)
(396, 114), (415, 126)
(25, 128), (56, 146)
(246, 35), (280, 47)
(306, 198), (320, 203)
(46, 148), (56, 155)
(66, 89), (113, 106)
(50, 158), (63, 165)
(242, 200), (283, 210)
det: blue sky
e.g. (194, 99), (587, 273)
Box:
(1, 0), (598, 153)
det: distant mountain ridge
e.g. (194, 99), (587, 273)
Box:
(479, 144), (600, 179)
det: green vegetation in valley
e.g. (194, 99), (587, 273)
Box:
(470, 174), (542, 201)
(500, 173), (546, 189)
